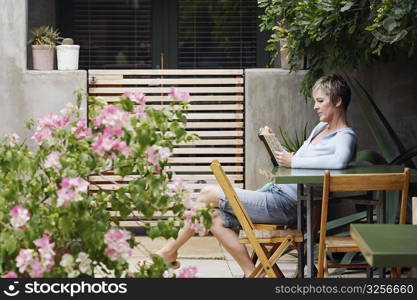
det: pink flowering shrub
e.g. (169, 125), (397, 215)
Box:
(0, 88), (211, 278)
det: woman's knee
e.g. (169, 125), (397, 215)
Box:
(210, 212), (225, 230)
(197, 185), (221, 207)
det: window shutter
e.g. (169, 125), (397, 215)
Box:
(178, 0), (258, 69)
(71, 0), (152, 69)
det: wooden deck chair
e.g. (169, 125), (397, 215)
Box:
(210, 160), (303, 278)
(317, 168), (410, 278)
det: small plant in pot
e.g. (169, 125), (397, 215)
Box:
(57, 38), (80, 70)
(29, 26), (61, 70)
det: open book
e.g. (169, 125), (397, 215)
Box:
(258, 126), (287, 166)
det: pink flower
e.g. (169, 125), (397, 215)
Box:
(72, 118), (91, 139)
(56, 177), (89, 207)
(94, 105), (130, 130)
(2, 271), (18, 278)
(44, 151), (62, 169)
(168, 87), (190, 102)
(28, 258), (44, 278)
(177, 266), (198, 278)
(31, 113), (69, 144)
(16, 249), (34, 273)
(9, 205), (30, 229)
(134, 105), (146, 119)
(34, 234), (55, 272)
(103, 229), (132, 261)
(123, 92), (146, 105)
(146, 146), (159, 165)
(146, 146), (172, 165)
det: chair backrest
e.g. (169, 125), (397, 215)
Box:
(324, 169), (410, 224)
(210, 160), (255, 232)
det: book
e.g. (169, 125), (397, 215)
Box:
(258, 126), (287, 166)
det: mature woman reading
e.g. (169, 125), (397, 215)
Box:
(157, 74), (358, 277)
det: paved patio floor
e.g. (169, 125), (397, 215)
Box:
(131, 236), (367, 278)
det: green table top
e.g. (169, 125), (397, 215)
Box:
(350, 224), (417, 267)
(272, 165), (417, 185)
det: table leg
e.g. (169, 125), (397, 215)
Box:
(307, 185), (314, 278)
(366, 204), (374, 278)
(377, 191), (387, 278)
(297, 184), (304, 278)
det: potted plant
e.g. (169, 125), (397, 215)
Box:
(56, 38), (80, 70)
(28, 26), (61, 70)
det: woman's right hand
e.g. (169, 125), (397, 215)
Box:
(274, 151), (294, 167)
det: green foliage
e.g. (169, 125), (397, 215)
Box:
(258, 0), (417, 97)
(28, 26), (62, 47)
(278, 123), (308, 153)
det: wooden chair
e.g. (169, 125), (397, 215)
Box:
(317, 168), (410, 277)
(210, 160), (303, 278)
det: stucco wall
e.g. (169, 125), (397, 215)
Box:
(0, 0), (86, 144)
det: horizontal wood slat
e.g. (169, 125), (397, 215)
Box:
(175, 139), (243, 146)
(92, 78), (244, 85)
(89, 86), (244, 94)
(97, 95), (244, 103)
(89, 69), (243, 75)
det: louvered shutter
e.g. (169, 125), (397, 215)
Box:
(178, 0), (258, 69)
(71, 0), (153, 69)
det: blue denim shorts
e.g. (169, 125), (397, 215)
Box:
(216, 183), (297, 232)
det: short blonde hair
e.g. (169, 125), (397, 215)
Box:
(312, 74), (351, 110)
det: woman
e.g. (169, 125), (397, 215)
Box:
(157, 74), (358, 277)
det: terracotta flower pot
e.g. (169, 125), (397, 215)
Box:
(32, 45), (54, 70)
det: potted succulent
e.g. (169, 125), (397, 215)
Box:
(28, 26), (61, 70)
(56, 38), (80, 70)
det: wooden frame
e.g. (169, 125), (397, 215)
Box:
(317, 169), (410, 277)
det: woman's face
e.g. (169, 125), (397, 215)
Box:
(312, 87), (341, 123)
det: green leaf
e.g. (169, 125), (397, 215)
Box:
(340, 2), (354, 12)
(382, 17), (399, 32)
(390, 144), (417, 165)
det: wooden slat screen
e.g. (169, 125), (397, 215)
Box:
(88, 69), (245, 225)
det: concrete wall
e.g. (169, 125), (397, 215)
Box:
(245, 69), (317, 189)
(0, 0), (86, 144)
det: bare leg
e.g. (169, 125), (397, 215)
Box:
(210, 212), (255, 277)
(156, 225), (195, 263)
(157, 185), (254, 276)
(156, 185), (221, 262)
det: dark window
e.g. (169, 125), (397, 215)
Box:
(178, 0), (259, 68)
(60, 0), (153, 69)
(58, 0), (267, 69)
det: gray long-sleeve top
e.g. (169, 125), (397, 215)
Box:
(278, 122), (358, 201)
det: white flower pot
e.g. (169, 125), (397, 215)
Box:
(56, 45), (80, 70)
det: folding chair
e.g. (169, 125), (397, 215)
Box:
(210, 160), (303, 278)
(317, 168), (410, 278)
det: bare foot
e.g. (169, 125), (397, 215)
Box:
(156, 248), (179, 265)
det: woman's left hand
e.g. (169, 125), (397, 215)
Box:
(274, 151), (294, 168)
